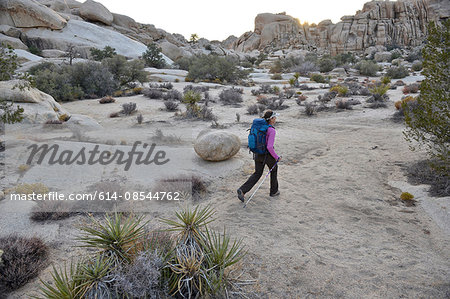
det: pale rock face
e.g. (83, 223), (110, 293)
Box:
(0, 24), (22, 38)
(0, 33), (27, 49)
(1, 0), (67, 30)
(79, 0), (113, 26)
(21, 19), (149, 59)
(0, 80), (69, 123)
(374, 51), (392, 62)
(159, 41), (191, 61)
(41, 48), (66, 58)
(233, 0), (449, 54)
(194, 131), (241, 162)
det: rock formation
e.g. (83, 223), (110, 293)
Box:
(233, 0), (450, 54)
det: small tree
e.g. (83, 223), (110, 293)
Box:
(90, 46), (117, 61)
(0, 44), (24, 125)
(189, 33), (199, 44)
(142, 43), (166, 69)
(403, 20), (449, 174)
(65, 44), (78, 65)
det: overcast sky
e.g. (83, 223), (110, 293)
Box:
(94, 0), (374, 41)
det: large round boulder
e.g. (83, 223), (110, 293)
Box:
(194, 131), (241, 162)
(79, 0), (113, 25)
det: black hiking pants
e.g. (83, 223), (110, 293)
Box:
(239, 153), (278, 196)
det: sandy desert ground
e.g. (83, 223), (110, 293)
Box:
(1, 75), (449, 298)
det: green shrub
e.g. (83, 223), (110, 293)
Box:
(318, 56), (335, 73)
(381, 76), (391, 85)
(90, 46), (116, 61)
(28, 44), (42, 56)
(0, 44), (18, 81)
(403, 20), (449, 174)
(411, 61), (423, 71)
(334, 52), (356, 66)
(32, 62), (118, 100)
(356, 60), (379, 76)
(330, 85), (348, 97)
(142, 43), (166, 69)
(186, 54), (248, 84)
(400, 192), (414, 201)
(386, 66), (409, 79)
(310, 73), (327, 83)
(102, 55), (148, 87)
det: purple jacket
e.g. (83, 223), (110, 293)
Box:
(266, 126), (279, 160)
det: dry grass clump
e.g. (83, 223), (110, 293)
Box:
(31, 200), (74, 222)
(99, 96), (115, 104)
(0, 235), (49, 295)
(304, 103), (315, 116)
(218, 88), (243, 105)
(164, 100), (179, 111)
(155, 174), (208, 200)
(247, 103), (266, 115)
(335, 99), (353, 110)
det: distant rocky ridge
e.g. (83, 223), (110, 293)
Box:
(0, 0), (449, 63)
(233, 0), (450, 54)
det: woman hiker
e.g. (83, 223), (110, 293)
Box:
(237, 110), (281, 202)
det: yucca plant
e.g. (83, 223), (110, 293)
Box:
(166, 243), (211, 298)
(76, 255), (115, 299)
(77, 213), (148, 264)
(161, 205), (215, 245)
(36, 262), (85, 299)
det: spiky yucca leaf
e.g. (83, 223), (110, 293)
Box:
(77, 212), (148, 263)
(203, 227), (245, 270)
(36, 262), (84, 299)
(76, 255), (115, 299)
(160, 205), (215, 244)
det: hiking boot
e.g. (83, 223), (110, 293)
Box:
(270, 191), (280, 197)
(237, 189), (245, 202)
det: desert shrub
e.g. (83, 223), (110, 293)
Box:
(330, 85), (348, 97)
(310, 73), (327, 83)
(406, 160), (449, 196)
(121, 102), (137, 115)
(159, 82), (173, 90)
(267, 98), (289, 110)
(411, 61), (423, 71)
(142, 43), (166, 68)
(186, 54), (248, 83)
(285, 88), (295, 99)
(183, 84), (209, 93)
(400, 192), (414, 201)
(102, 55), (148, 87)
(58, 113), (70, 122)
(370, 84), (390, 98)
(182, 91), (215, 120)
(163, 89), (182, 101)
(99, 96), (115, 104)
(0, 235), (49, 295)
(318, 56), (335, 73)
(183, 90), (202, 106)
(0, 44), (19, 81)
(174, 56), (192, 71)
(402, 83), (419, 94)
(218, 88), (243, 105)
(198, 105), (217, 121)
(269, 59), (282, 73)
(304, 103), (315, 116)
(156, 175), (208, 200)
(356, 60), (379, 76)
(90, 46), (117, 61)
(334, 52), (356, 66)
(386, 66), (409, 79)
(403, 20), (449, 174)
(33, 62), (118, 100)
(113, 250), (164, 298)
(137, 113), (143, 124)
(271, 73), (282, 80)
(143, 88), (164, 99)
(335, 99), (352, 110)
(406, 49), (422, 62)
(390, 50), (402, 62)
(293, 61), (318, 75)
(164, 100), (179, 111)
(321, 91), (337, 102)
(30, 200), (73, 221)
(247, 103), (265, 115)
